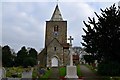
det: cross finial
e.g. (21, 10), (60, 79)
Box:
(68, 36), (74, 45)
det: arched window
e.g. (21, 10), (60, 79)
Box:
(54, 25), (58, 36)
(54, 25), (58, 32)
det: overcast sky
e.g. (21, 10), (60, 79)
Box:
(1, 0), (120, 52)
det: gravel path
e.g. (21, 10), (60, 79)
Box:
(80, 65), (101, 80)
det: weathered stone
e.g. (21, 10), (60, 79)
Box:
(65, 66), (78, 78)
(38, 5), (70, 67)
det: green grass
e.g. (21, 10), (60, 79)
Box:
(40, 69), (51, 78)
(32, 67), (52, 80)
(32, 67), (38, 78)
(6, 67), (23, 78)
(77, 65), (83, 77)
(59, 67), (66, 77)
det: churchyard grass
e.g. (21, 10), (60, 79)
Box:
(6, 67), (23, 78)
(77, 65), (83, 77)
(40, 68), (51, 79)
(59, 66), (66, 77)
(32, 67), (38, 78)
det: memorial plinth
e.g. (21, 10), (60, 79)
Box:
(65, 66), (78, 78)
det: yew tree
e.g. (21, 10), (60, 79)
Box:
(81, 4), (120, 63)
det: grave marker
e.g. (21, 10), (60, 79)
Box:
(22, 68), (32, 79)
(2, 67), (6, 78)
(65, 36), (78, 78)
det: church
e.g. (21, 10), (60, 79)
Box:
(38, 4), (70, 67)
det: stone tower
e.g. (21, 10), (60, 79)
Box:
(38, 4), (69, 67)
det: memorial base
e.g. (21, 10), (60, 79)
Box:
(65, 66), (78, 79)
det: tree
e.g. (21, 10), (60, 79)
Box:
(28, 48), (37, 59)
(28, 48), (38, 66)
(23, 57), (37, 67)
(16, 46), (28, 67)
(16, 46), (38, 67)
(81, 4), (120, 76)
(2, 45), (13, 67)
(83, 55), (95, 65)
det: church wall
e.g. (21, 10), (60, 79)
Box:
(46, 39), (64, 67)
(38, 5), (70, 67)
(38, 48), (47, 67)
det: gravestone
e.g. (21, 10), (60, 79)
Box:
(2, 67), (6, 78)
(7, 78), (21, 80)
(95, 60), (98, 68)
(65, 36), (78, 79)
(0, 68), (2, 80)
(22, 68), (32, 79)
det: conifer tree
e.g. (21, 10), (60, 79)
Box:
(82, 4), (120, 75)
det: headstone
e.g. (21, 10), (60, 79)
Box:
(22, 68), (32, 79)
(65, 36), (78, 79)
(0, 68), (2, 80)
(95, 60), (98, 67)
(7, 78), (21, 80)
(2, 67), (6, 78)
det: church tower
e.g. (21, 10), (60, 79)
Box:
(38, 4), (69, 67)
(45, 4), (67, 46)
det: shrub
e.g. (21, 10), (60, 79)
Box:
(98, 61), (120, 76)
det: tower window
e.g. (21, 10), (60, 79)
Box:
(54, 47), (56, 51)
(54, 25), (58, 32)
(54, 25), (59, 36)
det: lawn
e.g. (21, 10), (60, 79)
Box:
(77, 65), (83, 77)
(6, 67), (23, 78)
(32, 67), (52, 80)
(40, 69), (51, 78)
(5, 66), (52, 79)
(59, 66), (66, 77)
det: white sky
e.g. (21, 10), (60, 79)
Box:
(1, 0), (120, 52)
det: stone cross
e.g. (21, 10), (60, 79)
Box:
(68, 36), (74, 66)
(68, 36), (74, 46)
